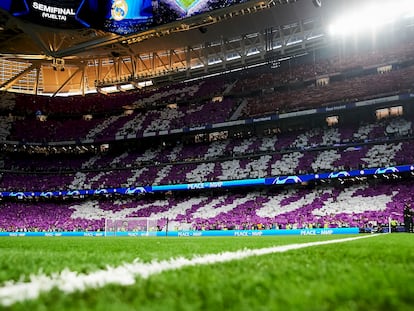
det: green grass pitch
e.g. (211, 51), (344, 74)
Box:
(0, 234), (413, 310)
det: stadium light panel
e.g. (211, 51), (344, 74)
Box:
(136, 80), (153, 88)
(208, 59), (223, 65)
(246, 50), (260, 56)
(119, 84), (135, 90)
(100, 86), (118, 93)
(286, 39), (303, 46)
(404, 0), (414, 18)
(190, 64), (204, 69)
(307, 34), (324, 41)
(328, 0), (413, 36)
(226, 55), (241, 61)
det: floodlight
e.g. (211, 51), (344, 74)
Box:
(328, 0), (414, 36)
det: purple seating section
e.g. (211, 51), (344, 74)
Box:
(0, 181), (411, 232)
(1, 116), (412, 231)
(6, 78), (233, 142)
(2, 39), (414, 143)
(242, 65), (414, 117)
(232, 41), (414, 94)
(7, 98), (237, 142)
(9, 118), (101, 143)
(1, 117), (413, 192)
(0, 173), (74, 193)
(12, 81), (208, 116)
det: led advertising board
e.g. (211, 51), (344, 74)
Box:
(0, 0), (250, 34)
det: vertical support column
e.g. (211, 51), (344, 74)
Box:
(203, 42), (209, 73)
(33, 65), (40, 95)
(221, 36), (227, 69)
(186, 46), (191, 78)
(240, 35), (246, 66)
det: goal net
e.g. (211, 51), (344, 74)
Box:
(104, 217), (160, 236)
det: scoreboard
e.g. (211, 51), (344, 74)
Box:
(0, 0), (250, 35)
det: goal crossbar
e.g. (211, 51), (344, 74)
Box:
(104, 217), (159, 237)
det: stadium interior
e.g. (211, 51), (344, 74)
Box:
(1, 0), (414, 234)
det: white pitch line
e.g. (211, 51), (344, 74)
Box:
(0, 234), (379, 306)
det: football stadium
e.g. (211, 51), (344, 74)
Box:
(0, 0), (414, 310)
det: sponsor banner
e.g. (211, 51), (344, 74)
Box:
(0, 228), (359, 237)
(0, 232), (105, 237)
(355, 95), (399, 107)
(0, 186), (151, 199)
(152, 179), (265, 192)
(182, 125), (211, 132)
(1, 165), (412, 198)
(265, 165), (407, 185)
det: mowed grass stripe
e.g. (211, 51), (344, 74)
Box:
(0, 234), (377, 307)
(0, 235), (351, 284)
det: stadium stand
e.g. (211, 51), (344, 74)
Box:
(1, 29), (414, 234)
(1, 115), (413, 190)
(0, 180), (411, 232)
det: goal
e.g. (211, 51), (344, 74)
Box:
(104, 217), (159, 236)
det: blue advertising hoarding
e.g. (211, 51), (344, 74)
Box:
(0, 164), (412, 199)
(0, 227), (360, 237)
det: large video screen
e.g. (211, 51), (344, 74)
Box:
(0, 0), (250, 35)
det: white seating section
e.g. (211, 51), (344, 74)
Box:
(271, 152), (303, 176)
(312, 150), (341, 172)
(362, 143), (402, 167)
(321, 127), (341, 145)
(259, 136), (278, 152)
(312, 186), (395, 216)
(59, 182), (405, 231)
(144, 108), (184, 133)
(85, 115), (123, 141)
(257, 188), (321, 218)
(116, 112), (145, 138)
(186, 162), (215, 183)
(233, 137), (257, 155)
(127, 167), (149, 185)
(203, 140), (228, 159)
(386, 118), (412, 136)
(353, 123), (375, 141)
(132, 83), (200, 107)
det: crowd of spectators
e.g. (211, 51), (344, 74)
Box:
(1, 37), (414, 233)
(0, 116), (413, 192)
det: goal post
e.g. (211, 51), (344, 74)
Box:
(104, 217), (161, 236)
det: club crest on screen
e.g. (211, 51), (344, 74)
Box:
(111, 0), (128, 21)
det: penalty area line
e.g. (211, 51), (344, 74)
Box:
(0, 234), (379, 306)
